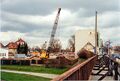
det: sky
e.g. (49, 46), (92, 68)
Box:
(0, 0), (120, 48)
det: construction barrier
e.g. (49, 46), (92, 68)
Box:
(0, 58), (43, 65)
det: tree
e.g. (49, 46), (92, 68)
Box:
(103, 40), (112, 54)
(67, 35), (75, 52)
(24, 43), (28, 55)
(41, 41), (47, 50)
(17, 43), (28, 55)
(17, 43), (20, 54)
(48, 39), (62, 53)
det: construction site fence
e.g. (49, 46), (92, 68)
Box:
(52, 55), (98, 81)
(0, 58), (44, 65)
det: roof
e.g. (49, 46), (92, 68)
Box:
(0, 43), (4, 48)
(7, 42), (17, 49)
(82, 42), (95, 51)
(83, 42), (95, 48)
(2, 38), (26, 49)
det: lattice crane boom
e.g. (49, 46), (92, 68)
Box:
(48, 8), (61, 49)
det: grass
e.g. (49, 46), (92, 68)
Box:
(71, 58), (86, 68)
(1, 72), (51, 81)
(1, 65), (68, 74)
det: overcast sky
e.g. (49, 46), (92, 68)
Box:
(0, 0), (120, 48)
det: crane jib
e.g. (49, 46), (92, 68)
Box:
(48, 8), (61, 52)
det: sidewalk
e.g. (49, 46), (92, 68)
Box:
(1, 69), (59, 79)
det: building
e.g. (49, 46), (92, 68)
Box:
(7, 42), (17, 56)
(0, 48), (8, 59)
(75, 29), (101, 54)
(112, 46), (120, 54)
(5, 38), (26, 57)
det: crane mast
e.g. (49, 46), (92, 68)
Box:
(48, 8), (61, 52)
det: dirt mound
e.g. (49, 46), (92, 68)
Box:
(77, 49), (95, 59)
(45, 55), (78, 68)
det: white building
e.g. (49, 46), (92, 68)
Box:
(0, 48), (8, 58)
(75, 29), (101, 54)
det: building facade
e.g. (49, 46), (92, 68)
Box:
(6, 38), (26, 57)
(0, 48), (8, 59)
(75, 29), (101, 54)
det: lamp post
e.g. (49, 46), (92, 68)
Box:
(95, 11), (98, 54)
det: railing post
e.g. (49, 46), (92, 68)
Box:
(114, 62), (118, 80)
(108, 59), (113, 76)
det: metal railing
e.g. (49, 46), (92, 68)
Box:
(102, 55), (120, 80)
(92, 54), (120, 80)
(52, 55), (97, 81)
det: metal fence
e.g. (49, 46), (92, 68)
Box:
(103, 55), (120, 80)
(0, 58), (43, 65)
(92, 55), (120, 80)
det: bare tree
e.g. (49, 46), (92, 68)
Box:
(67, 35), (75, 52)
(48, 39), (62, 53)
(41, 41), (47, 50)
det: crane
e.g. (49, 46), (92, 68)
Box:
(47, 8), (61, 53)
(40, 8), (61, 58)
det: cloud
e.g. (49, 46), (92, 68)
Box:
(1, 0), (120, 48)
(1, 11), (56, 32)
(0, 31), (25, 42)
(98, 11), (120, 28)
(100, 27), (120, 45)
(1, 0), (119, 15)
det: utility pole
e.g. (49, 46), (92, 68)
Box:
(95, 11), (97, 54)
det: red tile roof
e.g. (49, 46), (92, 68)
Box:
(8, 42), (17, 49)
(4, 38), (26, 49)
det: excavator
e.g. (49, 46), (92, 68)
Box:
(40, 8), (61, 59)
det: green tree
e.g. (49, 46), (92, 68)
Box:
(17, 43), (28, 55)
(24, 43), (28, 55)
(17, 43), (20, 54)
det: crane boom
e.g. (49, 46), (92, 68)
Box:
(48, 8), (61, 50)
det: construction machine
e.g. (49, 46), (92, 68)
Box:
(47, 8), (61, 53)
(40, 8), (61, 58)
